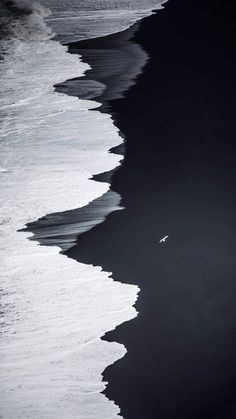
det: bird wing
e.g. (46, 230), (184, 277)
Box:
(159, 235), (169, 243)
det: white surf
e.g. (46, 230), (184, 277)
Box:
(0, 0), (166, 417)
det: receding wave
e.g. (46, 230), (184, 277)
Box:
(0, 0), (166, 417)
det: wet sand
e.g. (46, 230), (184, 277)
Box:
(65, 1), (236, 417)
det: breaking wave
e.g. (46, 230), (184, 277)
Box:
(0, 0), (165, 417)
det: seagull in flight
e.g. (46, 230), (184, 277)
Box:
(159, 235), (169, 244)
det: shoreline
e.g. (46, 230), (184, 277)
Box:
(66, 1), (236, 418)
(56, 22), (147, 113)
(28, 22), (147, 249)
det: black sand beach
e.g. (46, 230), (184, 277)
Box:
(64, 1), (236, 418)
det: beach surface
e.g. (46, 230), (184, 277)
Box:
(65, 0), (236, 418)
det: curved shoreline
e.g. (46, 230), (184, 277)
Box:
(1, 6), (145, 418)
(24, 20), (147, 418)
(28, 23), (148, 250)
(66, 1), (236, 418)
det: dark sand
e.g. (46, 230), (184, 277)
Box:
(57, 22), (147, 107)
(65, 1), (236, 418)
(27, 25), (146, 249)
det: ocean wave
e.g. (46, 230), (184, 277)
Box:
(0, 32), (139, 418)
(0, 0), (169, 416)
(41, 0), (167, 43)
(0, 0), (52, 44)
(0, 1), (141, 416)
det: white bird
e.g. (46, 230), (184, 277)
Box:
(159, 235), (169, 244)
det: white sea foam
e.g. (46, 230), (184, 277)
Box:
(40, 0), (167, 43)
(0, 29), (140, 416)
(0, 0), (169, 417)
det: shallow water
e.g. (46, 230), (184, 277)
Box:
(0, 0), (165, 417)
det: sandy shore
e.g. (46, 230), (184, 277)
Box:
(50, 1), (236, 417)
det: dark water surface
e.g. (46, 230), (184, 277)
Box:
(67, 0), (236, 418)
